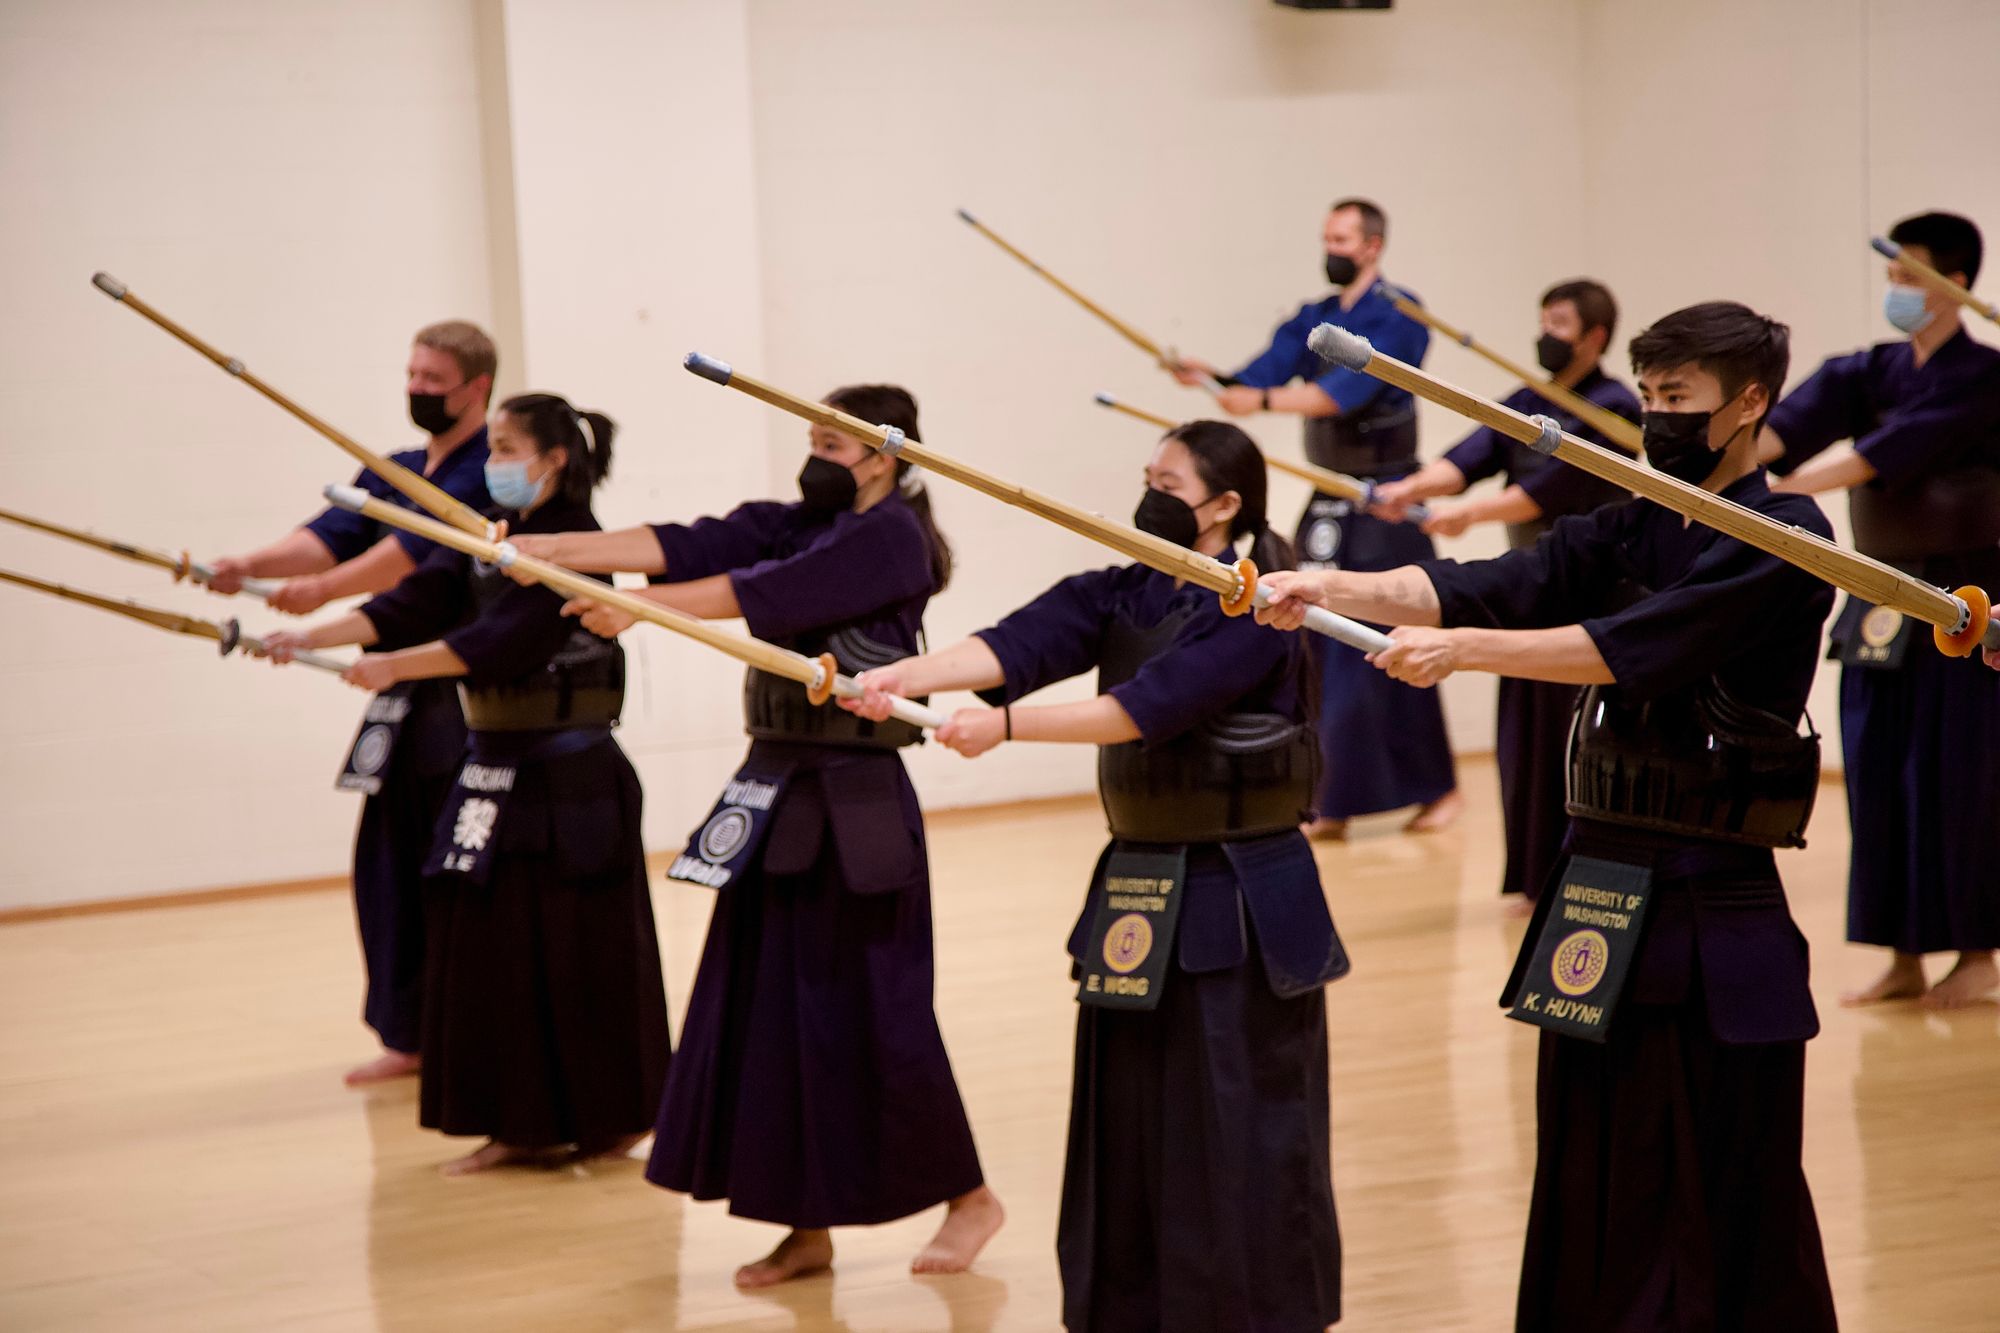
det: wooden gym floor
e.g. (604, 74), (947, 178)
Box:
(2, 757), (1997, 1331)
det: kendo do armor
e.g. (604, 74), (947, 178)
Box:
(456, 562), (626, 731)
(1094, 603), (1319, 844)
(1565, 678), (1821, 849)
(744, 625), (926, 749)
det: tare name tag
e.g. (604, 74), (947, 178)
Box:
(1078, 848), (1187, 1011)
(1506, 855), (1654, 1043)
(666, 769), (789, 890)
(335, 685), (414, 795)
(424, 760), (518, 885)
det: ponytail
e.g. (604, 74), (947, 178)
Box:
(497, 392), (615, 503)
(1162, 419), (1296, 573)
(823, 383), (955, 593)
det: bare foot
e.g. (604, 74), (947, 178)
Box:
(1302, 817), (1348, 841)
(1405, 789), (1465, 834)
(344, 1049), (421, 1087)
(735, 1229), (834, 1289)
(1841, 955), (1926, 1007)
(1922, 952), (2000, 1010)
(912, 1185), (1006, 1275)
(439, 1140), (564, 1177)
(572, 1132), (648, 1165)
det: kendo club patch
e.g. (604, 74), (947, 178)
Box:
(667, 768), (790, 890)
(1304, 517), (1341, 564)
(1101, 913), (1154, 974)
(350, 726), (393, 778)
(697, 805), (755, 865)
(1550, 929), (1610, 997)
(1860, 605), (1904, 649)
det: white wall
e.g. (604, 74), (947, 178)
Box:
(494, 0), (773, 854)
(0, 0), (500, 908)
(741, 0), (1593, 809)
(6, 0), (1998, 908)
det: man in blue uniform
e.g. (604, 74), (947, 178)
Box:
(1171, 198), (1459, 837)
(1259, 301), (1839, 1331)
(1371, 280), (1641, 904)
(209, 320), (496, 1084)
(1761, 211), (2000, 1010)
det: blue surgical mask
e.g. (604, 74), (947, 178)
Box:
(1884, 284), (1934, 334)
(484, 458), (543, 510)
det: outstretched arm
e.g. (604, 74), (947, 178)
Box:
(1768, 441), (1875, 496)
(1420, 485), (1542, 538)
(1368, 623), (1612, 688)
(510, 525), (669, 575)
(843, 637), (1009, 715)
(1255, 565), (1443, 630)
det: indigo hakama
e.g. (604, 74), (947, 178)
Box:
(1423, 473), (1838, 1331)
(360, 491), (668, 1152)
(309, 431), (491, 1053)
(642, 496), (986, 1226)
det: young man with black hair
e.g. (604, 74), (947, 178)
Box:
(1258, 301), (1839, 1330)
(1372, 279), (1641, 907)
(1169, 197), (1461, 839)
(1763, 210), (2000, 1010)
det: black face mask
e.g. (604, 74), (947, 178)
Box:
(798, 454), (860, 514)
(1535, 333), (1576, 376)
(1323, 252), (1359, 288)
(1642, 398), (1746, 486)
(408, 389), (460, 437)
(1133, 488), (1202, 548)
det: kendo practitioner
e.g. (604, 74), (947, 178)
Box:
(266, 393), (667, 1175)
(849, 421), (1346, 1333)
(1372, 281), (1642, 904)
(1259, 302), (1838, 1331)
(208, 321), (496, 1085)
(512, 385), (1001, 1286)
(1762, 211), (2000, 1009)
(1171, 198), (1460, 837)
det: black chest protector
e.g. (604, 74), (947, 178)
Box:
(744, 625), (925, 750)
(1094, 602), (1318, 843)
(1304, 394), (1417, 480)
(1565, 679), (1819, 848)
(456, 561), (626, 732)
(1848, 464), (2000, 566)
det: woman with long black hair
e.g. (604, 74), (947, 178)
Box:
(849, 421), (1348, 1331)
(511, 384), (1001, 1286)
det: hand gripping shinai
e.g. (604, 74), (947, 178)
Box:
(1091, 392), (1435, 525)
(319, 486), (949, 731)
(0, 504), (281, 600)
(89, 273), (490, 538)
(1871, 235), (2000, 327)
(0, 567), (347, 673)
(1309, 323), (2000, 657)
(683, 353), (1392, 654)
(956, 210), (1228, 395)
(1379, 284), (1645, 453)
